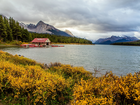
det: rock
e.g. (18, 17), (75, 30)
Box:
(65, 30), (74, 37)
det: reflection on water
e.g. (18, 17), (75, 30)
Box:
(1, 45), (140, 76)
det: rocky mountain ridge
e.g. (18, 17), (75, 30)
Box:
(19, 21), (74, 37)
(65, 29), (74, 37)
(0, 14), (8, 19)
(95, 36), (138, 44)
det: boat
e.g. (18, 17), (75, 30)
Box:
(51, 45), (58, 47)
(34, 44), (39, 47)
(59, 45), (64, 47)
(51, 45), (64, 47)
(20, 44), (64, 48)
(20, 44), (35, 48)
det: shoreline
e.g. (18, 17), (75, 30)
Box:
(0, 45), (19, 48)
(51, 43), (94, 45)
(0, 43), (94, 48)
(0, 45), (19, 46)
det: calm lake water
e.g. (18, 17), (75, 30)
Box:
(1, 44), (140, 76)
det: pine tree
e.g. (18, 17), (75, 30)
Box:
(15, 22), (22, 41)
(0, 15), (7, 41)
(9, 17), (16, 40)
(21, 28), (28, 42)
(4, 17), (13, 41)
(6, 25), (13, 41)
(22, 29), (32, 42)
(28, 33), (32, 41)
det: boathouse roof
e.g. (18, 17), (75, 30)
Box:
(31, 38), (50, 42)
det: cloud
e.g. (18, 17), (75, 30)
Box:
(0, 0), (140, 40)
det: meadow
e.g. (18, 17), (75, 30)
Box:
(0, 50), (140, 105)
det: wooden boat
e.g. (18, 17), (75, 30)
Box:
(20, 44), (35, 48)
(59, 45), (64, 47)
(20, 44), (41, 48)
(34, 44), (39, 47)
(51, 45), (64, 47)
(20, 44), (64, 48)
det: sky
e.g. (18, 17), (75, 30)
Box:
(1, 0), (140, 41)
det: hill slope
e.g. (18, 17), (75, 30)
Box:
(112, 40), (140, 46)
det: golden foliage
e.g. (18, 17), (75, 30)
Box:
(72, 72), (140, 105)
(0, 50), (43, 67)
(50, 64), (93, 82)
(1, 50), (140, 105)
(0, 50), (70, 104)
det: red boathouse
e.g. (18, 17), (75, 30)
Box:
(31, 38), (51, 45)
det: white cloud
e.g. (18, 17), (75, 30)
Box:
(0, 0), (140, 40)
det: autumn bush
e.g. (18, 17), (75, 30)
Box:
(72, 72), (140, 105)
(49, 63), (93, 83)
(1, 50), (140, 105)
(0, 51), (72, 105)
(0, 50), (43, 67)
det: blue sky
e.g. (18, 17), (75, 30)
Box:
(1, 0), (140, 40)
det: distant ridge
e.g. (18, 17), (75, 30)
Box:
(95, 36), (138, 44)
(65, 30), (74, 37)
(0, 14), (7, 19)
(19, 21), (74, 37)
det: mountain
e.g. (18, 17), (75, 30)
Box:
(19, 21), (74, 37)
(65, 30), (74, 37)
(0, 14), (7, 19)
(95, 36), (138, 44)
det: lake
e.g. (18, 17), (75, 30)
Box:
(1, 44), (140, 76)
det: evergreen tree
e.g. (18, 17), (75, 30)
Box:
(14, 22), (22, 41)
(9, 17), (16, 40)
(21, 28), (30, 42)
(3, 17), (7, 24)
(6, 25), (13, 41)
(0, 15), (7, 41)
(28, 33), (32, 41)
(4, 17), (13, 41)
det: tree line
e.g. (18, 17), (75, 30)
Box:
(112, 40), (140, 46)
(0, 15), (32, 42)
(31, 33), (92, 44)
(0, 15), (92, 44)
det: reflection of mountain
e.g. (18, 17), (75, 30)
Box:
(19, 21), (74, 37)
(95, 36), (138, 44)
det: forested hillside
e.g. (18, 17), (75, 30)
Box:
(31, 33), (92, 44)
(0, 15), (32, 42)
(0, 15), (92, 44)
(112, 40), (140, 46)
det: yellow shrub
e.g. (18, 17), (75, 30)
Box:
(2, 50), (140, 105)
(50, 64), (92, 82)
(0, 59), (69, 104)
(72, 72), (140, 105)
(0, 50), (44, 67)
